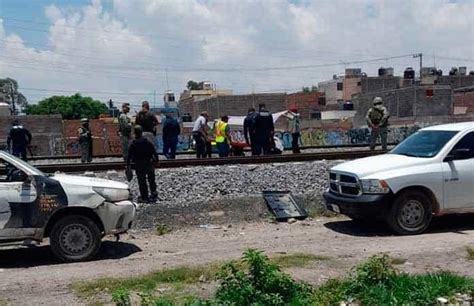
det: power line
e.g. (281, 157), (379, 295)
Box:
(0, 15), (394, 59)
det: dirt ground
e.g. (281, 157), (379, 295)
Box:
(1, 214), (474, 305)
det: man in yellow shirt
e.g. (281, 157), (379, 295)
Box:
(215, 115), (230, 157)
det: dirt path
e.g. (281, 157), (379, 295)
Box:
(1, 215), (474, 305)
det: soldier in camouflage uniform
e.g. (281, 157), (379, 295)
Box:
(78, 118), (93, 163)
(118, 103), (132, 161)
(366, 96), (390, 151)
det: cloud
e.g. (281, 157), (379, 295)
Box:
(0, 0), (473, 107)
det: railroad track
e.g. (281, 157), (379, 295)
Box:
(35, 150), (386, 173)
(29, 143), (397, 161)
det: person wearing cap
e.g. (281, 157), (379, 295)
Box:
(118, 103), (132, 161)
(283, 108), (301, 153)
(192, 111), (209, 158)
(127, 125), (158, 203)
(135, 101), (158, 149)
(366, 96), (390, 151)
(7, 119), (32, 161)
(78, 118), (93, 163)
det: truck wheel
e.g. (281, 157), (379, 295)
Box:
(50, 215), (102, 262)
(386, 190), (433, 235)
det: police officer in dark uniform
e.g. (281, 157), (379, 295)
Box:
(127, 125), (158, 203)
(244, 107), (258, 155)
(7, 119), (32, 161)
(254, 104), (274, 155)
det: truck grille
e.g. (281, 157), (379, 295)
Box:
(329, 172), (361, 197)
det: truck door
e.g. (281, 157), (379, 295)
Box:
(0, 164), (38, 239)
(442, 132), (474, 210)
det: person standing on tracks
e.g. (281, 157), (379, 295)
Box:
(192, 111), (209, 158)
(162, 113), (180, 159)
(215, 115), (231, 157)
(283, 108), (301, 153)
(135, 101), (158, 150)
(7, 119), (32, 161)
(255, 104), (274, 155)
(127, 125), (158, 203)
(118, 103), (132, 161)
(244, 107), (258, 155)
(366, 96), (390, 151)
(78, 118), (93, 163)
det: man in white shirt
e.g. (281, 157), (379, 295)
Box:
(192, 111), (209, 158)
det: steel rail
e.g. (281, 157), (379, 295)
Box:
(29, 143), (397, 161)
(35, 150), (386, 173)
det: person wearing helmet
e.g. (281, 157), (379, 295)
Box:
(366, 97), (389, 151)
(78, 118), (93, 163)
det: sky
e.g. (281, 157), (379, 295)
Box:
(0, 0), (473, 109)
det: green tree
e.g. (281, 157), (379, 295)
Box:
(25, 93), (108, 119)
(187, 80), (200, 90)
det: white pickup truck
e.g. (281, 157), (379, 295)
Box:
(324, 122), (474, 235)
(0, 151), (136, 261)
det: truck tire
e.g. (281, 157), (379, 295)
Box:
(386, 190), (433, 235)
(50, 215), (102, 262)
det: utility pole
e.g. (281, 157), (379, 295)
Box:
(153, 90), (156, 108)
(413, 53), (423, 80)
(9, 83), (16, 115)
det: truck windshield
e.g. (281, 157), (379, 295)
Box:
(391, 130), (458, 158)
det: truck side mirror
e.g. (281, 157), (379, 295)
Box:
(444, 148), (471, 162)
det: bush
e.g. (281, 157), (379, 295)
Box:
(111, 288), (131, 306)
(215, 249), (313, 305)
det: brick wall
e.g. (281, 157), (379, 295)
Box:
(287, 92), (321, 119)
(454, 90), (474, 113)
(63, 118), (121, 156)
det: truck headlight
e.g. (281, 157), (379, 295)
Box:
(360, 179), (390, 194)
(93, 187), (130, 202)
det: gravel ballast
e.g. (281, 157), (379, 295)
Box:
(95, 160), (345, 228)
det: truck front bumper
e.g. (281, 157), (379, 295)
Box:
(323, 190), (393, 219)
(94, 200), (137, 235)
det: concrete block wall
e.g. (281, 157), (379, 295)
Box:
(352, 86), (453, 126)
(360, 77), (401, 94)
(0, 115), (63, 155)
(182, 93), (288, 120)
(437, 76), (474, 89)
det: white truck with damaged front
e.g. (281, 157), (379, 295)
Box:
(0, 151), (136, 262)
(324, 122), (474, 235)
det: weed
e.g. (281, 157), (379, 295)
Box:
(111, 288), (130, 306)
(466, 246), (474, 260)
(313, 254), (474, 305)
(155, 224), (172, 236)
(271, 253), (330, 268)
(215, 249), (314, 305)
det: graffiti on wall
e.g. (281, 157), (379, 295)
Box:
(271, 124), (433, 149)
(57, 121), (441, 155)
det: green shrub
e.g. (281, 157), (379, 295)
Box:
(215, 249), (314, 305)
(111, 288), (131, 306)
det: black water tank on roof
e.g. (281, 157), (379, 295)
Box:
(378, 67), (386, 76)
(404, 67), (415, 79)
